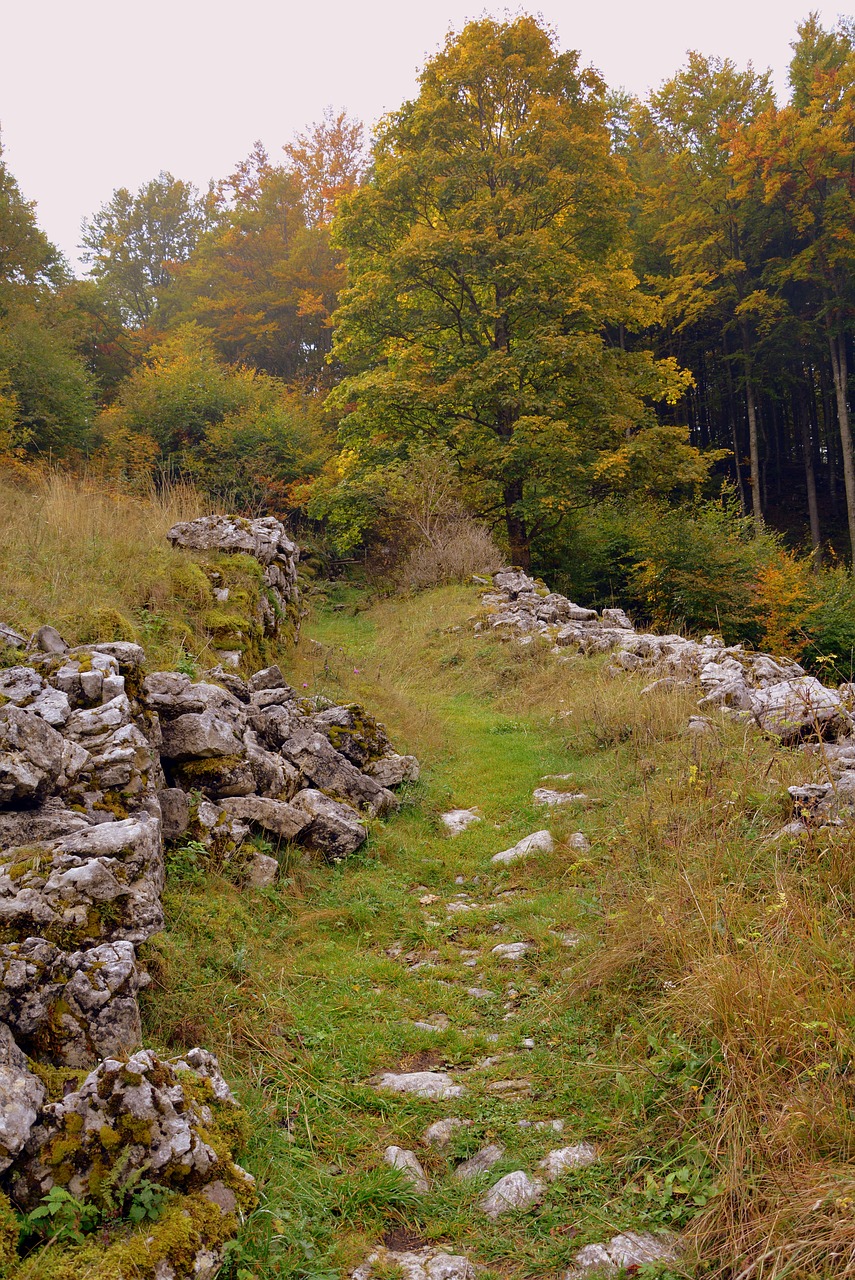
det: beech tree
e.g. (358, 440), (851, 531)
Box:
(328, 16), (700, 567)
(81, 173), (206, 327)
(167, 143), (344, 385)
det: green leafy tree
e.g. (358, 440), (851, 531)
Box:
(97, 324), (328, 506)
(0, 143), (95, 455)
(327, 16), (700, 567)
(81, 172), (207, 327)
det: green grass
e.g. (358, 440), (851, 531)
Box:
(141, 585), (854, 1280)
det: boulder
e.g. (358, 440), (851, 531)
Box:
(14, 1046), (252, 1208)
(289, 789), (367, 859)
(160, 709), (245, 762)
(219, 795), (310, 841)
(34, 624), (68, 654)
(0, 1022), (46, 1171)
(366, 754), (421, 787)
(0, 705), (65, 805)
(0, 811), (164, 946)
(159, 787), (191, 840)
(280, 727), (397, 815)
(0, 938), (144, 1066)
(246, 852), (279, 888)
(750, 676), (849, 741)
(310, 704), (393, 768)
(248, 664), (287, 692)
(537, 1144), (598, 1180)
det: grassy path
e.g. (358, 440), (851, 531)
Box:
(144, 586), (787, 1279)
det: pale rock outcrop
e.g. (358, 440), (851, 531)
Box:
(0, 1021), (45, 1171)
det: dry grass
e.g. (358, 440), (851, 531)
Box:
(0, 467), (211, 667)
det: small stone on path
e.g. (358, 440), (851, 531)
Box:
(423, 1117), (469, 1146)
(466, 987), (496, 1000)
(563, 1231), (681, 1278)
(441, 809), (481, 835)
(518, 1118), (564, 1132)
(491, 941), (530, 961)
(479, 1170), (543, 1218)
(455, 1142), (505, 1180)
(384, 1145), (430, 1193)
(375, 1071), (465, 1099)
(538, 1144), (598, 1180)
(492, 829), (553, 865)
(353, 1248), (475, 1280)
(487, 1078), (533, 1096)
(533, 789), (590, 806)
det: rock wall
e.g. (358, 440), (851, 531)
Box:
(0, 571), (418, 1275)
(167, 514), (302, 666)
(479, 567), (855, 744)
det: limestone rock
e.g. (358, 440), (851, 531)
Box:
(15, 1046), (250, 1208)
(0, 811), (164, 946)
(0, 1022), (45, 1171)
(375, 1071), (465, 1100)
(34, 624), (68, 654)
(353, 1248), (475, 1280)
(160, 709), (244, 762)
(441, 809), (481, 835)
(491, 941), (530, 961)
(568, 832), (591, 852)
(538, 1143), (598, 1180)
(365, 753), (421, 787)
(0, 705), (65, 805)
(246, 853), (279, 888)
(384, 1145), (429, 1193)
(220, 795), (309, 841)
(248, 664), (287, 692)
(159, 787), (191, 840)
(751, 676), (848, 741)
(563, 1231), (681, 1278)
(479, 1169), (543, 1218)
(280, 726), (397, 816)
(533, 788), (590, 806)
(492, 829), (552, 865)
(0, 937), (143, 1066)
(455, 1143), (505, 1180)
(0, 622), (26, 648)
(289, 789), (367, 859)
(423, 1117), (468, 1146)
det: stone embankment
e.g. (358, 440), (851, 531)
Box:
(478, 567), (855, 831)
(0, 516), (417, 1278)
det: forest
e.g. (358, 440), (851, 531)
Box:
(2, 11), (855, 669)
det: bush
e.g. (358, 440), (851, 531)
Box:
(396, 515), (502, 589)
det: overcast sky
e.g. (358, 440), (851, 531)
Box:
(1, 0), (847, 269)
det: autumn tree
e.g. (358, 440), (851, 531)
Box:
(166, 143), (344, 384)
(327, 16), (701, 566)
(81, 172), (207, 328)
(630, 53), (775, 525)
(283, 107), (365, 226)
(730, 16), (855, 565)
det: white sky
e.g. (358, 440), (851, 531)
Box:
(1, 0), (848, 269)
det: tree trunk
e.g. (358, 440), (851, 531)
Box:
(730, 416), (748, 513)
(740, 326), (763, 527)
(796, 386), (822, 564)
(503, 480), (529, 569)
(829, 329), (855, 573)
